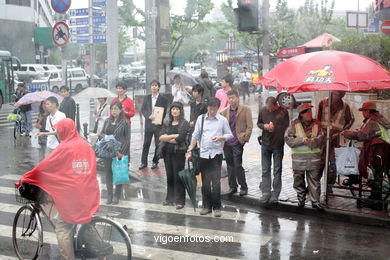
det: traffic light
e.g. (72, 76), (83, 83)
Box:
(234, 0), (259, 32)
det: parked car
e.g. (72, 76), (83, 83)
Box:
(42, 64), (58, 71)
(265, 86), (314, 109)
(16, 64), (46, 82)
(31, 67), (89, 93)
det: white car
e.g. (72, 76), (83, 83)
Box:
(264, 86), (314, 109)
(16, 64), (46, 82)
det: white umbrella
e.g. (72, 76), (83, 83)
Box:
(15, 91), (63, 107)
(74, 87), (116, 99)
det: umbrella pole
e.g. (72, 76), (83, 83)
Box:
(321, 91), (332, 204)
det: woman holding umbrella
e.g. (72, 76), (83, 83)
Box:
(159, 102), (190, 209)
(100, 101), (130, 204)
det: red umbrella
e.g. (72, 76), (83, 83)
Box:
(259, 50), (390, 93)
(258, 50), (390, 204)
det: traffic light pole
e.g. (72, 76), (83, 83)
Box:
(89, 0), (95, 89)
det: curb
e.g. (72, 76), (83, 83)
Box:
(222, 194), (390, 228)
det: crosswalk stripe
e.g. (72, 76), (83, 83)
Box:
(0, 223), (238, 260)
(0, 255), (18, 260)
(0, 178), (256, 223)
(0, 201), (271, 246)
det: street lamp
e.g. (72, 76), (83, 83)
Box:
(226, 33), (236, 73)
(194, 50), (209, 71)
(244, 51), (253, 70)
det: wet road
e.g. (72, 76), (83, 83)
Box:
(1, 126), (390, 260)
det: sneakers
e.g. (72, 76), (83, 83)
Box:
(199, 208), (212, 215)
(312, 203), (325, 211)
(298, 199), (305, 208)
(260, 195), (270, 203)
(239, 189), (248, 196)
(21, 132), (26, 137)
(269, 196), (279, 204)
(213, 210), (222, 218)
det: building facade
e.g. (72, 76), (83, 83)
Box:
(0, 0), (53, 63)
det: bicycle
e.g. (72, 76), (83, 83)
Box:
(12, 185), (132, 259)
(7, 108), (23, 141)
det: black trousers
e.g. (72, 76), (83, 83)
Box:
(200, 154), (223, 210)
(103, 158), (123, 199)
(141, 127), (161, 165)
(240, 82), (250, 100)
(224, 144), (247, 190)
(163, 152), (186, 204)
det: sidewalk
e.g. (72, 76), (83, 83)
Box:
(126, 94), (390, 228)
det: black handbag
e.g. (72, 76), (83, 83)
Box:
(191, 114), (205, 175)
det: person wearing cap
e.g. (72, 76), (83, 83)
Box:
(257, 96), (289, 204)
(342, 101), (390, 210)
(316, 91), (355, 193)
(285, 103), (325, 210)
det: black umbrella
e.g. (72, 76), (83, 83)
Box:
(178, 162), (197, 211)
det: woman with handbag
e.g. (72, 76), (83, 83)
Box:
(94, 97), (110, 135)
(100, 101), (130, 204)
(159, 102), (189, 209)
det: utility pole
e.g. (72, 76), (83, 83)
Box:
(145, 0), (158, 94)
(88, 0), (95, 89)
(262, 0), (270, 100)
(107, 0), (119, 91)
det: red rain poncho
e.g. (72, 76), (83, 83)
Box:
(19, 118), (100, 224)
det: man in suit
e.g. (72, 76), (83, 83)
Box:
(139, 80), (168, 169)
(220, 90), (253, 196)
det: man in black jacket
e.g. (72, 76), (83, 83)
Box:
(59, 86), (76, 121)
(139, 80), (168, 169)
(15, 83), (33, 136)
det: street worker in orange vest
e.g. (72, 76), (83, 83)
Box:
(316, 91), (354, 193)
(286, 103), (325, 211)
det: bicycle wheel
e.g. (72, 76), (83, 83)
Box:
(12, 205), (43, 260)
(76, 216), (132, 260)
(381, 170), (390, 201)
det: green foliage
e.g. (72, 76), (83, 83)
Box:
(119, 0), (146, 40)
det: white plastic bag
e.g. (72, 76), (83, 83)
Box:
(31, 128), (40, 149)
(335, 141), (360, 175)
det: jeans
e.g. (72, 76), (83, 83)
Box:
(200, 154), (223, 210)
(141, 128), (161, 165)
(240, 82), (250, 100)
(260, 145), (284, 199)
(103, 158), (123, 200)
(21, 110), (32, 134)
(163, 152), (186, 204)
(224, 144), (247, 190)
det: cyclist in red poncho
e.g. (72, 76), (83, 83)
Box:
(18, 118), (100, 260)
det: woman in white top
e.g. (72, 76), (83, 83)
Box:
(94, 97), (110, 135)
(172, 74), (189, 105)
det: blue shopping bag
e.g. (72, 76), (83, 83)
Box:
(112, 156), (130, 185)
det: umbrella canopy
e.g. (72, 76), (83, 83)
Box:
(94, 135), (122, 158)
(75, 87), (116, 99)
(15, 91), (63, 107)
(167, 70), (198, 86)
(258, 50), (390, 93)
(303, 33), (341, 48)
(178, 163), (197, 211)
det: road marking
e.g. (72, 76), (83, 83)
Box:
(0, 223), (239, 260)
(0, 201), (271, 246)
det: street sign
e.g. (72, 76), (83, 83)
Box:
(92, 0), (106, 7)
(346, 11), (368, 28)
(69, 8), (106, 17)
(364, 18), (380, 34)
(71, 35), (89, 44)
(51, 0), (71, 13)
(69, 17), (89, 26)
(381, 20), (390, 34)
(71, 34), (106, 44)
(70, 26), (106, 35)
(52, 21), (70, 47)
(93, 34), (106, 44)
(93, 16), (106, 25)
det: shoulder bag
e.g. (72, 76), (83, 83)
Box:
(191, 114), (205, 175)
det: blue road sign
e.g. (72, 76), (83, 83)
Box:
(364, 18), (380, 34)
(93, 16), (106, 25)
(69, 17), (89, 26)
(92, 0), (106, 7)
(70, 26), (106, 35)
(69, 8), (105, 17)
(93, 34), (106, 44)
(51, 0), (71, 13)
(71, 35), (89, 44)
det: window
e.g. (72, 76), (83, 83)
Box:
(29, 67), (36, 72)
(71, 70), (85, 78)
(6, 0), (31, 7)
(20, 66), (27, 71)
